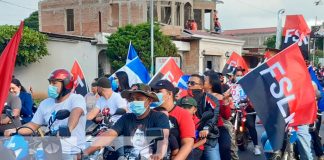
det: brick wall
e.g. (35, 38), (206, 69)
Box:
(182, 40), (200, 74)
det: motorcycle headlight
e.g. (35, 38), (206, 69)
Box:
(239, 126), (244, 132)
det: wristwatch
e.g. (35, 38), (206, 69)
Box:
(203, 126), (209, 130)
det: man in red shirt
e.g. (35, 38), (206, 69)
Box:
(152, 80), (195, 160)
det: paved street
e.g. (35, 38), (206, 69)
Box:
(238, 118), (324, 160)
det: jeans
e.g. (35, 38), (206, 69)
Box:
(203, 142), (221, 160)
(223, 119), (239, 160)
(296, 125), (313, 160)
(218, 126), (231, 160)
(245, 114), (258, 146)
(261, 125), (313, 160)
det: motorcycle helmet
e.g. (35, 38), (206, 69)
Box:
(48, 69), (74, 98)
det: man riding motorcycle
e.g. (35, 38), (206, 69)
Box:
(4, 69), (87, 159)
(81, 83), (170, 160)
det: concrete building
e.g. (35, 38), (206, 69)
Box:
(14, 33), (107, 98)
(39, 0), (217, 37)
(223, 27), (276, 68)
(173, 30), (245, 74)
(33, 0), (244, 92)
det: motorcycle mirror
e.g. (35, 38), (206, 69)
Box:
(56, 109), (70, 120)
(5, 108), (14, 120)
(146, 128), (164, 141)
(114, 108), (126, 115)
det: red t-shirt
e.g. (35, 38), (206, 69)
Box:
(169, 106), (195, 139)
(193, 115), (204, 150)
(217, 100), (231, 126)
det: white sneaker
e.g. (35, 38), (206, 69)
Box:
(254, 145), (262, 155)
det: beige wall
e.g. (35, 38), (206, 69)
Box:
(14, 38), (99, 99)
(197, 36), (245, 73)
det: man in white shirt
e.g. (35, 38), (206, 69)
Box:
(4, 69), (87, 159)
(87, 77), (127, 123)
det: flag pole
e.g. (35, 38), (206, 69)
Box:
(150, 0), (154, 76)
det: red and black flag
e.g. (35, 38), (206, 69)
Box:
(222, 52), (249, 75)
(264, 51), (272, 61)
(281, 15), (310, 60)
(238, 43), (317, 151)
(149, 58), (187, 97)
(71, 60), (88, 96)
(0, 22), (23, 114)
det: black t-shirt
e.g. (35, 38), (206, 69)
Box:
(112, 110), (170, 136)
(169, 116), (180, 144)
(111, 110), (170, 153)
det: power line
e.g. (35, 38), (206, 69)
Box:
(0, 0), (37, 11)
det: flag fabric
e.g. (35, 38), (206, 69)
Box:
(281, 15), (310, 60)
(0, 22), (24, 114)
(308, 67), (324, 112)
(205, 93), (219, 109)
(126, 42), (138, 64)
(149, 57), (184, 87)
(238, 43), (317, 151)
(222, 52), (249, 75)
(112, 57), (150, 86)
(177, 75), (190, 98)
(177, 75), (190, 90)
(71, 60), (88, 96)
(264, 51), (272, 61)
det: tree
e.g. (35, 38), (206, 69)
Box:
(24, 11), (39, 31)
(264, 35), (276, 49)
(0, 25), (48, 66)
(107, 23), (178, 72)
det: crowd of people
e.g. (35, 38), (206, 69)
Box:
(1, 65), (324, 160)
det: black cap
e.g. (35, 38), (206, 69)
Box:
(151, 80), (179, 94)
(97, 77), (111, 88)
(91, 82), (98, 87)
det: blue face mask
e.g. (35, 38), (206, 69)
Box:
(48, 85), (59, 99)
(111, 79), (119, 91)
(150, 93), (164, 108)
(129, 101), (147, 116)
(236, 76), (243, 82)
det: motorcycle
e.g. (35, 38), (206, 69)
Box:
(85, 108), (126, 160)
(85, 128), (164, 160)
(265, 128), (299, 160)
(1, 108), (71, 160)
(232, 101), (256, 151)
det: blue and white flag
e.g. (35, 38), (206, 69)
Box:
(111, 57), (150, 86)
(308, 66), (324, 112)
(126, 42), (139, 64)
(177, 75), (190, 90)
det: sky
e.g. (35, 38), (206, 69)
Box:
(0, 0), (323, 30)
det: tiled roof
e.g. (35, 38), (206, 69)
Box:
(223, 27), (277, 35)
(185, 30), (241, 40)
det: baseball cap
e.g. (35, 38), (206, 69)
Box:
(177, 96), (197, 108)
(151, 80), (179, 94)
(121, 83), (159, 102)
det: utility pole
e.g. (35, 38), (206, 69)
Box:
(150, 0), (154, 75)
(275, 9), (285, 49)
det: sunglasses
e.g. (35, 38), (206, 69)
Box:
(187, 81), (200, 86)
